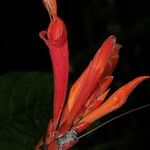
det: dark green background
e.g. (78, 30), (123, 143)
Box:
(0, 0), (150, 149)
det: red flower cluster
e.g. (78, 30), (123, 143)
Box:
(36, 0), (149, 150)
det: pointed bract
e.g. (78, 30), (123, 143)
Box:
(79, 76), (149, 124)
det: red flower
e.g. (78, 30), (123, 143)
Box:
(36, 0), (149, 150)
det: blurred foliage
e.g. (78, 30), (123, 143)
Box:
(0, 0), (150, 149)
(0, 72), (53, 150)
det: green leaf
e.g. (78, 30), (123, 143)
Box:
(0, 72), (53, 150)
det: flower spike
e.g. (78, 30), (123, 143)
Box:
(36, 0), (149, 149)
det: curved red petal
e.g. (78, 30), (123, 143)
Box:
(40, 18), (69, 128)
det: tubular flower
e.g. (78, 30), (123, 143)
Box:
(36, 0), (149, 150)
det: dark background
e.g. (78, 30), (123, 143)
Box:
(0, 0), (150, 149)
